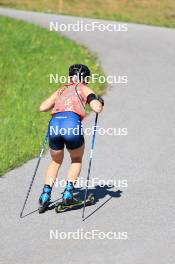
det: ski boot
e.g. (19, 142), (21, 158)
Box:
(62, 181), (76, 205)
(38, 185), (52, 213)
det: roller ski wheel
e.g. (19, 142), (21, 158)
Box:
(38, 202), (50, 214)
(55, 193), (97, 214)
(87, 193), (96, 205)
(55, 203), (63, 213)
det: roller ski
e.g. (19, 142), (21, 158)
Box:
(55, 182), (96, 213)
(38, 185), (52, 213)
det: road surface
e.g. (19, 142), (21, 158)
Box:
(0, 7), (175, 264)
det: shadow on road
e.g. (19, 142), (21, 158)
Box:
(77, 185), (122, 201)
(79, 185), (122, 222)
(20, 185), (122, 219)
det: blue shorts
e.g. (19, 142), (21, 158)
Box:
(48, 111), (84, 150)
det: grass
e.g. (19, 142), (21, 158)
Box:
(0, 16), (105, 176)
(0, 0), (175, 27)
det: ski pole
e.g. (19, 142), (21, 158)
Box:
(20, 131), (49, 218)
(82, 113), (98, 219)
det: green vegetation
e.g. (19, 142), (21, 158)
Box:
(0, 16), (104, 175)
(0, 0), (175, 27)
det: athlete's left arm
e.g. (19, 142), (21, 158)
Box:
(83, 86), (104, 113)
(39, 90), (58, 112)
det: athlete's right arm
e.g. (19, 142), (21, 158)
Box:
(39, 90), (59, 112)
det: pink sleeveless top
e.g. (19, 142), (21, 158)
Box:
(51, 83), (87, 120)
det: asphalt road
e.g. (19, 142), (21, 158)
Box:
(0, 7), (175, 264)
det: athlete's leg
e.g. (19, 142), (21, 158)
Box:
(39, 149), (64, 207)
(44, 149), (64, 187)
(67, 144), (85, 183)
(57, 112), (85, 204)
(62, 144), (84, 204)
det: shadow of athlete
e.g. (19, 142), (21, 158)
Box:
(76, 185), (123, 221)
(50, 185), (122, 221)
(76, 184), (122, 201)
(20, 185), (122, 219)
